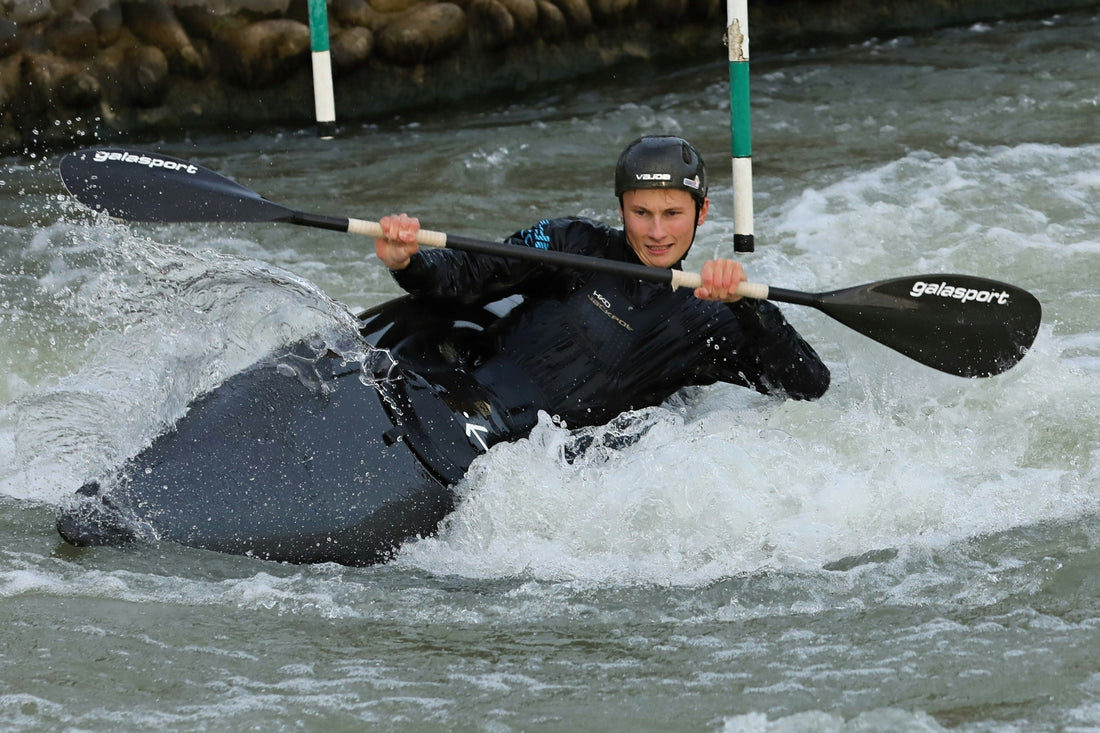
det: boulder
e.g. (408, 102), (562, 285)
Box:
(331, 25), (374, 70)
(86, 2), (124, 47)
(333, 0), (387, 29)
(639, 0), (687, 24)
(174, 5), (237, 39)
(0, 19), (23, 58)
(75, 0), (114, 15)
(497, 0), (538, 34)
(549, 0), (593, 34)
(535, 0), (567, 42)
(591, 0), (637, 23)
(374, 3), (466, 66)
(95, 38), (168, 107)
(7, 0), (53, 25)
(0, 53), (22, 110)
(19, 52), (68, 114)
(685, 0), (720, 21)
(122, 0), (205, 76)
(219, 19), (311, 87)
(46, 14), (98, 58)
(369, 0), (425, 12)
(57, 65), (101, 107)
(126, 44), (169, 107)
(468, 0), (513, 50)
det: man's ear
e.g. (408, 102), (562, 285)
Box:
(696, 196), (710, 226)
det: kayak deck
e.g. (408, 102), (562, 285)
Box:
(57, 296), (517, 565)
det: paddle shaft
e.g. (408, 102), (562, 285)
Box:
(171, 212), (1042, 378)
(59, 148), (1041, 377)
(294, 209), (772, 298)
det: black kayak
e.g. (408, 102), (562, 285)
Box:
(56, 295), (529, 566)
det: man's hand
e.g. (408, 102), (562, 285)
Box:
(695, 259), (747, 302)
(374, 213), (421, 270)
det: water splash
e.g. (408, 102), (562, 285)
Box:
(0, 210), (371, 504)
(396, 142), (1100, 587)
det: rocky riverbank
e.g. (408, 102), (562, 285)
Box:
(2, 0), (1098, 156)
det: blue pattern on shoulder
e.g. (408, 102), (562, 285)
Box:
(521, 219), (553, 250)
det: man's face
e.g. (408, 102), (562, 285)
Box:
(621, 188), (709, 268)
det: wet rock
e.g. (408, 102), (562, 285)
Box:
(685, 0), (720, 21)
(0, 53), (21, 109)
(174, 5), (237, 40)
(497, 0), (538, 34)
(218, 18), (311, 87)
(122, 0), (205, 77)
(45, 14), (98, 58)
(549, 0), (593, 34)
(57, 66), (100, 107)
(127, 44), (169, 107)
(639, 0), (687, 24)
(0, 19), (22, 57)
(591, 0), (637, 23)
(331, 25), (374, 70)
(0, 0), (1093, 157)
(75, 0), (114, 15)
(19, 52), (68, 115)
(375, 3), (466, 66)
(97, 38), (169, 107)
(370, 0), (425, 12)
(0, 121), (18, 152)
(333, 0), (387, 29)
(535, 0), (567, 42)
(468, 0), (513, 50)
(6, 0), (52, 25)
(85, 2), (124, 47)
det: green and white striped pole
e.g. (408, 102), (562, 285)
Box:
(727, 0), (754, 252)
(308, 0), (336, 139)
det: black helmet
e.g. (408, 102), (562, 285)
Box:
(614, 136), (708, 205)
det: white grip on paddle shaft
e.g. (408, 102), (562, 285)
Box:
(347, 217), (448, 248)
(670, 270), (769, 300)
(736, 281), (770, 300)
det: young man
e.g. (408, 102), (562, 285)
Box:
(375, 136), (829, 433)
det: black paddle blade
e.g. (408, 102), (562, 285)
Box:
(59, 148), (291, 223)
(811, 274), (1042, 377)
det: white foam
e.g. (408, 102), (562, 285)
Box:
(0, 221), (366, 504)
(397, 142), (1100, 587)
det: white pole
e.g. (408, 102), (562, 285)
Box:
(727, 0), (754, 252)
(308, 0), (336, 139)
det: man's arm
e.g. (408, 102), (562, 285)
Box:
(724, 298), (831, 400)
(375, 214), (556, 306)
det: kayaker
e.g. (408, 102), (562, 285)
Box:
(55, 137), (831, 565)
(374, 135), (829, 433)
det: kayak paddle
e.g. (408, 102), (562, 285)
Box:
(59, 147), (1042, 378)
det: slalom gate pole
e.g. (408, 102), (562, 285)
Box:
(307, 0), (336, 139)
(727, 0), (754, 252)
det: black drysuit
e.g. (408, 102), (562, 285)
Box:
(393, 217), (830, 433)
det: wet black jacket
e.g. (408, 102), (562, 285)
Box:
(393, 217), (829, 430)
